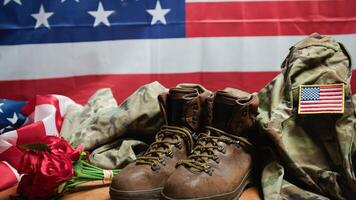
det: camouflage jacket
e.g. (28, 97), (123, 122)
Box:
(257, 33), (356, 200)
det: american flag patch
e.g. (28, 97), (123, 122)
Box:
(298, 84), (344, 114)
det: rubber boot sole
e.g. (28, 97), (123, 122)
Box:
(161, 171), (253, 200)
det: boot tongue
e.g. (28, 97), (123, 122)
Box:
(168, 88), (198, 128)
(212, 91), (238, 134)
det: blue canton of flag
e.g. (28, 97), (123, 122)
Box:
(0, 0), (185, 45)
(300, 87), (320, 101)
(0, 99), (27, 134)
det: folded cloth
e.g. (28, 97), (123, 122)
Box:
(89, 139), (148, 169)
(61, 81), (166, 151)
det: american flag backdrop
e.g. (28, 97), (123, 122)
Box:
(0, 0), (355, 104)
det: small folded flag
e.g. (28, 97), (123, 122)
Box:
(0, 94), (77, 191)
(298, 84), (344, 114)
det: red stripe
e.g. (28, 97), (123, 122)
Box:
(16, 121), (47, 145)
(186, 1), (356, 37)
(0, 146), (23, 169)
(22, 95), (58, 115)
(0, 71), (354, 104)
(21, 95), (63, 133)
(38, 95), (62, 132)
(0, 162), (18, 190)
(300, 109), (343, 113)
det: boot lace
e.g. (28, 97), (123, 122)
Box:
(176, 126), (253, 175)
(136, 125), (193, 170)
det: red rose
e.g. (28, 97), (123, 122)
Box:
(17, 151), (74, 200)
(40, 151), (74, 183)
(17, 174), (54, 200)
(44, 136), (83, 161)
(17, 150), (41, 174)
(17, 137), (80, 200)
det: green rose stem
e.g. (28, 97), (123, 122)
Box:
(58, 152), (120, 194)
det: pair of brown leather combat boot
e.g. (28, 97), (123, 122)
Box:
(110, 87), (259, 200)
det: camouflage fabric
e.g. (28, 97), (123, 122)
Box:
(88, 139), (148, 169)
(256, 33), (356, 200)
(61, 81), (166, 150)
(61, 88), (117, 148)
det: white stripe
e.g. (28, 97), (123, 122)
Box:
(300, 108), (342, 111)
(52, 95), (77, 117)
(320, 92), (343, 95)
(0, 34), (355, 80)
(35, 104), (59, 136)
(319, 96), (343, 100)
(0, 130), (18, 148)
(0, 139), (13, 154)
(300, 104), (342, 107)
(2, 161), (20, 181)
(301, 100), (342, 103)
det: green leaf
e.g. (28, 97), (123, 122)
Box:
(19, 143), (50, 151)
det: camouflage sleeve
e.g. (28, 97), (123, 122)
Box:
(61, 88), (118, 148)
(61, 81), (166, 150)
(261, 161), (330, 200)
(88, 139), (148, 169)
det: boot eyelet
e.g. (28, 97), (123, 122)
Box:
(151, 163), (159, 171)
(204, 166), (213, 176)
(159, 158), (166, 166)
(218, 146), (226, 154)
(157, 134), (164, 140)
(236, 140), (241, 148)
(165, 150), (174, 158)
(192, 132), (199, 140)
(175, 142), (182, 149)
(213, 155), (220, 164)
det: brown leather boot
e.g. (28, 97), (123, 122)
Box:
(162, 90), (259, 200)
(110, 88), (211, 200)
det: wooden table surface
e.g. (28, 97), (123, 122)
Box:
(0, 184), (262, 200)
